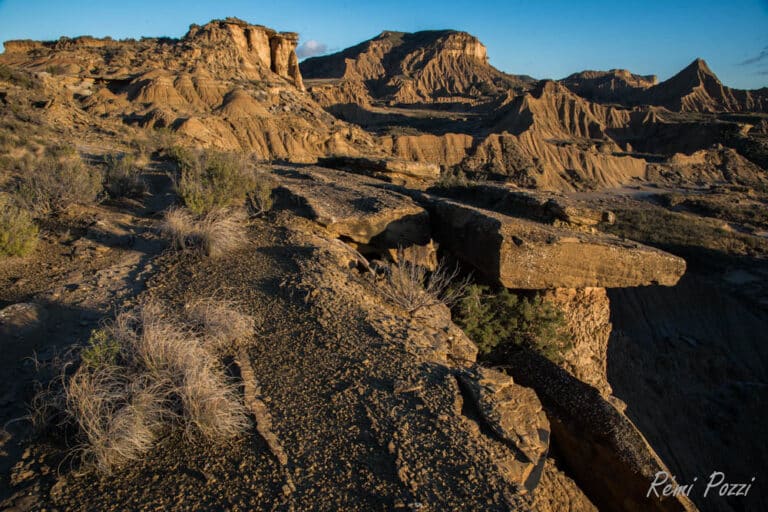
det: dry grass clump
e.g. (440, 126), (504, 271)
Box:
(113, 302), (249, 440)
(17, 154), (102, 214)
(65, 369), (166, 471)
(184, 298), (256, 354)
(380, 248), (470, 314)
(159, 207), (248, 258)
(37, 301), (250, 473)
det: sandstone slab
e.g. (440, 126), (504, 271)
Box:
(319, 156), (441, 188)
(273, 166), (436, 266)
(426, 197), (686, 289)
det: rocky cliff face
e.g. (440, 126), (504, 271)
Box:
(0, 18), (373, 159)
(542, 287), (614, 398)
(184, 19), (304, 89)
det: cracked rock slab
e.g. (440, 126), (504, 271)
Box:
(425, 197), (686, 289)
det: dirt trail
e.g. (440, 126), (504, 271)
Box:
(0, 167), (175, 507)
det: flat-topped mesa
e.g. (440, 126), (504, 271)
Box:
(425, 197), (686, 289)
(301, 29), (525, 105)
(2, 37), (120, 53)
(184, 18), (304, 89)
(429, 30), (488, 62)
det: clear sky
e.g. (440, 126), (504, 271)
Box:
(1, 0), (767, 89)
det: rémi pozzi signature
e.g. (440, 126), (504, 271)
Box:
(647, 471), (757, 499)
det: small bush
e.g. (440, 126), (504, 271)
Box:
(434, 169), (472, 189)
(45, 64), (66, 75)
(0, 196), (39, 257)
(454, 285), (569, 362)
(18, 155), (102, 214)
(177, 150), (256, 215)
(0, 132), (16, 154)
(246, 176), (274, 216)
(159, 207), (248, 258)
(81, 328), (123, 369)
(104, 153), (146, 198)
(150, 127), (178, 155)
(44, 144), (78, 159)
(167, 145), (197, 171)
(380, 248), (469, 314)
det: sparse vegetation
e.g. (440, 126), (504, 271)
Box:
(64, 366), (166, 472)
(167, 144), (197, 171)
(159, 207), (248, 258)
(35, 301), (250, 473)
(0, 195), (39, 257)
(0, 63), (33, 88)
(246, 174), (274, 217)
(379, 248), (469, 314)
(104, 153), (146, 198)
(602, 206), (768, 261)
(17, 155), (102, 214)
(176, 150), (257, 215)
(454, 285), (569, 363)
(45, 64), (67, 75)
(434, 169), (473, 189)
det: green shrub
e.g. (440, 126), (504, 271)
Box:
(45, 64), (66, 75)
(81, 329), (123, 369)
(167, 145), (196, 171)
(454, 285), (569, 362)
(177, 150), (257, 215)
(150, 127), (178, 155)
(104, 153), (146, 198)
(434, 169), (472, 189)
(18, 155), (102, 214)
(0, 197), (39, 257)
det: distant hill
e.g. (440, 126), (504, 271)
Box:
(643, 58), (768, 112)
(301, 30), (532, 106)
(559, 69), (657, 103)
(560, 58), (768, 113)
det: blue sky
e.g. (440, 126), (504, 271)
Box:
(1, 0), (767, 89)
